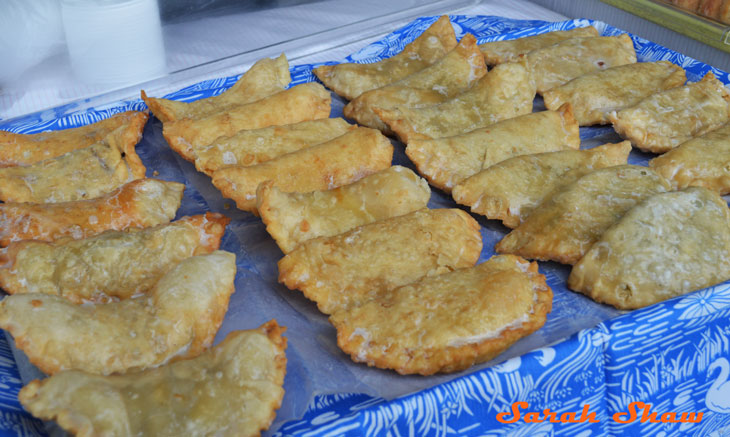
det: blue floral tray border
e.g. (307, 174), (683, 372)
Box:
(1, 15), (730, 437)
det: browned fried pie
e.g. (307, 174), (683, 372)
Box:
(0, 111), (147, 167)
(452, 142), (632, 228)
(142, 54), (291, 123)
(519, 34), (637, 94)
(479, 26), (599, 65)
(194, 118), (355, 175)
(609, 72), (730, 153)
(212, 127), (393, 213)
(330, 255), (552, 375)
(0, 213), (229, 303)
(405, 104), (580, 192)
(162, 82), (332, 162)
(543, 61), (687, 126)
(496, 165), (671, 264)
(314, 15), (457, 100)
(19, 321), (287, 437)
(278, 208), (482, 314)
(569, 188), (730, 309)
(374, 62), (535, 143)
(649, 122), (730, 193)
(343, 33), (487, 133)
(0, 128), (147, 203)
(0, 251), (237, 375)
(0, 178), (184, 246)
(258, 166), (430, 253)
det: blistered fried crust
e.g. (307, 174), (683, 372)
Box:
(543, 61), (687, 126)
(195, 118), (355, 175)
(452, 142), (632, 228)
(519, 34), (637, 94)
(314, 16), (457, 100)
(405, 104), (580, 192)
(0, 178), (184, 246)
(609, 72), (730, 153)
(212, 127), (393, 213)
(569, 188), (730, 309)
(496, 165), (671, 265)
(163, 83), (332, 162)
(0, 213), (229, 303)
(0, 251), (236, 375)
(278, 208), (482, 314)
(19, 321), (286, 437)
(142, 54), (291, 123)
(649, 122), (730, 194)
(258, 166), (430, 253)
(0, 111), (147, 167)
(479, 26), (599, 65)
(375, 62), (535, 143)
(330, 255), (552, 375)
(0, 136), (146, 204)
(343, 34), (487, 133)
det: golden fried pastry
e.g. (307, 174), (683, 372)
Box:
(0, 178), (184, 246)
(314, 15), (457, 100)
(19, 321), (286, 437)
(543, 61), (686, 126)
(609, 72), (730, 153)
(0, 111), (147, 167)
(0, 251), (236, 375)
(194, 118), (355, 175)
(278, 208), (482, 314)
(496, 165), (671, 264)
(258, 166), (430, 253)
(212, 127), (393, 213)
(163, 82), (332, 161)
(479, 26), (599, 65)
(649, 122), (730, 193)
(405, 104), (580, 192)
(453, 142), (632, 228)
(374, 62), (535, 143)
(0, 213), (229, 303)
(330, 255), (551, 375)
(0, 128), (146, 203)
(519, 34), (637, 94)
(343, 34), (487, 133)
(142, 54), (291, 123)
(569, 187), (730, 309)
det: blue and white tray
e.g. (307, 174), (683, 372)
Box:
(1, 15), (729, 437)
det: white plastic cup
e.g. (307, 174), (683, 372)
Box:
(60, 0), (166, 86)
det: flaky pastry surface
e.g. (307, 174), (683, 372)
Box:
(163, 83), (332, 161)
(212, 127), (393, 213)
(0, 213), (229, 303)
(479, 26), (599, 65)
(19, 321), (287, 437)
(314, 16), (457, 100)
(194, 118), (354, 175)
(0, 178), (184, 246)
(375, 62), (535, 143)
(142, 54), (291, 123)
(0, 251), (237, 375)
(649, 122), (730, 194)
(543, 61), (686, 126)
(258, 166), (430, 253)
(343, 34), (487, 133)
(330, 255), (552, 375)
(453, 142), (631, 228)
(278, 208), (482, 314)
(569, 188), (730, 309)
(405, 104), (579, 192)
(496, 165), (671, 264)
(609, 72), (730, 153)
